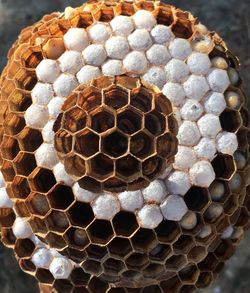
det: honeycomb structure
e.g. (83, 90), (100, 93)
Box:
(0, 0), (249, 293)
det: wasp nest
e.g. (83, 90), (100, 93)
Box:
(0, 0), (249, 292)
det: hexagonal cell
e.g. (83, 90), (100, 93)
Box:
(96, 7), (114, 22)
(184, 187), (210, 212)
(47, 184), (74, 210)
(27, 193), (50, 216)
(11, 176), (31, 200)
(54, 130), (73, 155)
(149, 244), (172, 262)
(165, 255), (187, 271)
(157, 133), (178, 159)
(0, 209), (15, 229)
(17, 127), (43, 152)
(108, 237), (132, 258)
(103, 258), (125, 275)
(14, 69), (37, 91)
(29, 216), (48, 234)
(130, 88), (153, 113)
(237, 127), (248, 151)
(75, 129), (100, 158)
(131, 228), (157, 252)
(29, 168), (56, 193)
(45, 210), (70, 233)
(116, 155), (140, 180)
(69, 10), (93, 28)
(178, 265), (199, 284)
(78, 176), (102, 193)
(155, 94), (173, 115)
(173, 235), (195, 254)
(86, 244), (108, 261)
(112, 211), (139, 237)
(64, 247), (87, 264)
(54, 280), (73, 293)
(88, 276), (109, 293)
(126, 253), (149, 270)
(19, 259), (36, 274)
(64, 227), (89, 249)
(4, 113), (25, 135)
(64, 154), (86, 178)
(90, 108), (115, 133)
(142, 285), (163, 293)
(42, 37), (65, 59)
(145, 111), (166, 136)
(14, 238), (35, 259)
(68, 202), (94, 228)
(235, 207), (249, 227)
(1, 136), (20, 160)
(155, 220), (181, 244)
(156, 6), (174, 25)
(214, 240), (234, 261)
(46, 232), (67, 250)
(70, 267), (90, 286)
(240, 107), (249, 127)
(102, 131), (128, 158)
(87, 219), (114, 245)
(14, 200), (30, 217)
(23, 48), (43, 68)
(198, 253), (219, 271)
(78, 87), (102, 112)
(82, 259), (102, 275)
(223, 195), (239, 216)
(130, 131), (155, 160)
(196, 272), (213, 289)
(172, 18), (194, 39)
(104, 87), (129, 110)
(220, 109), (242, 132)
(89, 154), (114, 180)
(64, 107), (87, 133)
(160, 276), (182, 293)
(187, 246), (207, 263)
(178, 285), (196, 293)
(212, 154), (236, 180)
(1, 228), (16, 247)
(117, 108), (142, 135)
(13, 152), (36, 176)
(35, 269), (54, 284)
(143, 263), (165, 279)
(142, 156), (165, 181)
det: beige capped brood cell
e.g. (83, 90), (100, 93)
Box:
(0, 0), (249, 292)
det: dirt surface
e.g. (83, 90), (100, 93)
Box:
(0, 1), (249, 292)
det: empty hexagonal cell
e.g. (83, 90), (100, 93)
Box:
(102, 131), (128, 158)
(82, 259), (102, 276)
(29, 168), (57, 193)
(223, 195), (239, 216)
(17, 127), (43, 152)
(149, 243), (172, 262)
(90, 107), (115, 133)
(47, 184), (74, 210)
(116, 155), (140, 180)
(187, 246), (207, 263)
(240, 107), (249, 127)
(145, 111), (166, 136)
(178, 285), (196, 293)
(86, 244), (108, 261)
(68, 202), (94, 227)
(142, 156), (165, 181)
(14, 200), (30, 217)
(13, 152), (36, 176)
(131, 228), (157, 252)
(14, 69), (37, 91)
(117, 107), (142, 135)
(29, 216), (48, 234)
(0, 210), (15, 229)
(1, 136), (20, 160)
(130, 88), (153, 113)
(220, 109), (242, 132)
(4, 113), (25, 136)
(108, 237), (132, 258)
(70, 267), (90, 286)
(103, 258), (125, 275)
(126, 253), (149, 270)
(87, 219), (114, 245)
(165, 255), (187, 271)
(77, 87), (102, 112)
(78, 176), (102, 193)
(23, 48), (43, 68)
(11, 176), (31, 200)
(75, 129), (100, 158)
(212, 154), (236, 180)
(45, 210), (70, 233)
(64, 227), (89, 249)
(35, 269), (54, 284)
(9, 90), (32, 112)
(157, 133), (178, 159)
(1, 160), (16, 182)
(104, 87), (129, 110)
(196, 272), (213, 289)
(184, 187), (210, 212)
(172, 18), (194, 39)
(214, 240), (235, 261)
(173, 235), (195, 255)
(112, 211), (139, 237)
(160, 276), (182, 293)
(198, 253), (219, 271)
(1, 227), (16, 247)
(54, 280), (73, 293)
(155, 220), (181, 244)
(89, 154), (114, 180)
(64, 154), (86, 178)
(46, 232), (67, 250)
(88, 276), (109, 293)
(14, 238), (35, 258)
(64, 247), (87, 264)
(63, 107), (87, 133)
(130, 131), (155, 160)
(54, 130), (73, 155)
(19, 259), (36, 274)
(237, 127), (248, 151)
(155, 94), (173, 115)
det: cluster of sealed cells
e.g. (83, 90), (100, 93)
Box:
(53, 76), (177, 193)
(0, 0), (249, 292)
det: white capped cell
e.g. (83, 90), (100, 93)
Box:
(180, 99), (203, 122)
(13, 218), (32, 239)
(174, 146), (197, 171)
(165, 171), (191, 196)
(92, 194), (120, 220)
(88, 22), (111, 43)
(204, 92), (226, 115)
(197, 114), (222, 138)
(183, 75), (209, 101)
(146, 44), (171, 65)
(73, 182), (97, 203)
(173, 107), (182, 126)
(177, 121), (201, 146)
(64, 28), (89, 51)
(162, 82), (185, 106)
(189, 160), (215, 188)
(169, 38), (192, 60)
(32, 83), (54, 105)
(142, 180), (167, 203)
(207, 68), (230, 93)
(194, 137), (216, 160)
(53, 74), (78, 97)
(48, 97), (65, 119)
(160, 195), (188, 221)
(216, 131), (238, 155)
(53, 163), (74, 186)
(58, 51), (84, 75)
(42, 120), (55, 143)
(32, 248), (53, 268)
(165, 59), (190, 83)
(187, 52), (211, 75)
(138, 205), (163, 229)
(0, 172), (5, 188)
(102, 59), (124, 76)
(142, 67), (167, 89)
(132, 10), (156, 30)
(123, 51), (148, 75)
(49, 257), (73, 279)
(105, 36), (130, 60)
(25, 104), (49, 129)
(118, 190), (143, 212)
(128, 29), (152, 51)
(35, 143), (59, 169)
(77, 65), (101, 84)
(83, 44), (107, 66)
(110, 15), (134, 36)
(36, 59), (61, 83)
(151, 25), (174, 44)
(0, 188), (13, 208)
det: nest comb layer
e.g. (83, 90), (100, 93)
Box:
(0, 0), (249, 293)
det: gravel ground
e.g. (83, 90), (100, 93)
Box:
(0, 1), (249, 292)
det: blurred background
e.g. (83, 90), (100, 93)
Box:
(0, 0), (249, 292)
